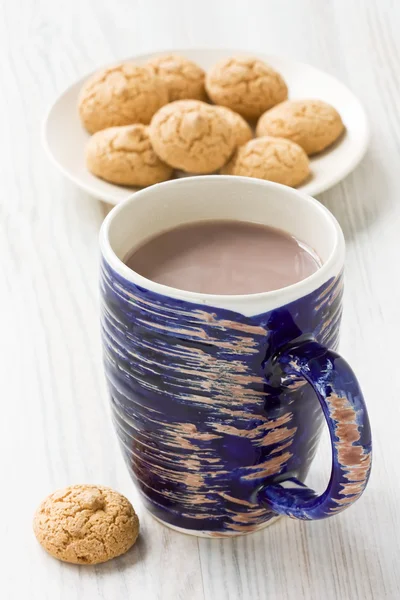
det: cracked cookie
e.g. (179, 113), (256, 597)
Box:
(146, 54), (207, 102)
(149, 100), (235, 173)
(205, 56), (288, 120)
(215, 106), (253, 147)
(86, 124), (173, 186)
(256, 99), (344, 155)
(78, 62), (168, 134)
(221, 136), (310, 187)
(33, 484), (139, 564)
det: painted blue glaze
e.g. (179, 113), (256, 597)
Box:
(258, 341), (372, 519)
(101, 261), (371, 534)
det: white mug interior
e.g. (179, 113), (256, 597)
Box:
(100, 176), (345, 316)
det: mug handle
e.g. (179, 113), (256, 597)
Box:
(258, 340), (372, 520)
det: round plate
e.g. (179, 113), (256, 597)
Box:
(43, 48), (369, 204)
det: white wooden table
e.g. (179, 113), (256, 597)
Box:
(1, 1), (399, 598)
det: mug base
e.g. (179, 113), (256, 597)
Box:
(149, 512), (283, 538)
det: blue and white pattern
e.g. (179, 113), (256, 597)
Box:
(101, 262), (371, 534)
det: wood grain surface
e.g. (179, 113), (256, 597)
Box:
(1, 0), (399, 598)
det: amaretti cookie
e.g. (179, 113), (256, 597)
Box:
(33, 485), (139, 565)
(221, 136), (310, 187)
(86, 124), (173, 186)
(78, 62), (168, 134)
(149, 100), (235, 173)
(146, 54), (207, 102)
(256, 99), (344, 155)
(206, 56), (288, 120)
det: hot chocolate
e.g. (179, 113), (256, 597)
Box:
(124, 220), (321, 295)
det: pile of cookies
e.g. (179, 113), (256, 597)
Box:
(80, 55), (344, 189)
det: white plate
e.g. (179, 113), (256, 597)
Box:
(43, 48), (369, 204)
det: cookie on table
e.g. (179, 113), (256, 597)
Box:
(205, 56), (288, 120)
(221, 136), (310, 188)
(33, 485), (139, 565)
(215, 106), (253, 147)
(149, 100), (235, 173)
(146, 54), (207, 102)
(86, 124), (173, 187)
(78, 62), (168, 134)
(256, 99), (344, 155)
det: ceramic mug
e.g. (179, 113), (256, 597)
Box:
(100, 176), (372, 537)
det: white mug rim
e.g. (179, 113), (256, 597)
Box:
(100, 176), (345, 312)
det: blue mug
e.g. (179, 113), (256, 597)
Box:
(100, 176), (372, 537)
